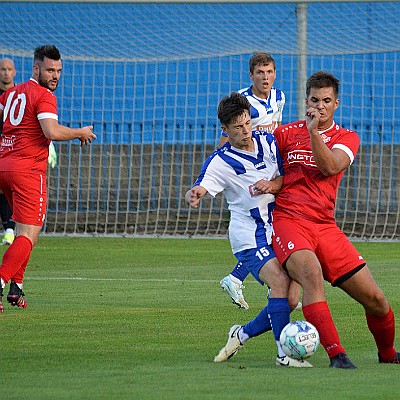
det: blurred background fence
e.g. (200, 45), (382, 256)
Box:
(1, 0), (399, 239)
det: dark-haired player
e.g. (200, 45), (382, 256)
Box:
(272, 70), (400, 367)
(0, 45), (96, 312)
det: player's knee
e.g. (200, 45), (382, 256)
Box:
(365, 290), (389, 315)
(293, 266), (323, 290)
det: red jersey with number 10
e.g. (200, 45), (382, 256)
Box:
(0, 78), (57, 174)
(273, 120), (360, 222)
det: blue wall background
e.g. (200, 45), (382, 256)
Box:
(1, 2), (399, 146)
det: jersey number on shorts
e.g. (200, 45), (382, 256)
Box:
(255, 246), (270, 261)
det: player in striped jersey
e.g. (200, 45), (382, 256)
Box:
(218, 52), (285, 149)
(186, 92), (311, 367)
(218, 53), (301, 311)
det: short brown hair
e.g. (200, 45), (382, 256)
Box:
(306, 71), (340, 98)
(249, 52), (276, 74)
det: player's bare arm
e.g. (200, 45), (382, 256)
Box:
(252, 175), (283, 195)
(40, 118), (96, 146)
(185, 186), (208, 208)
(306, 106), (350, 176)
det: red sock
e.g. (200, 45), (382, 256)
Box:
(0, 236), (32, 284)
(366, 307), (396, 361)
(12, 253), (31, 284)
(302, 301), (346, 359)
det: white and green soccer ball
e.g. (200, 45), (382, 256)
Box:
(279, 320), (320, 359)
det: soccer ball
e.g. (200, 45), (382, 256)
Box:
(279, 320), (320, 359)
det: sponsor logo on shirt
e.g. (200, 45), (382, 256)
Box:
(255, 122), (278, 133)
(254, 161), (266, 170)
(320, 133), (331, 143)
(0, 135), (16, 151)
(249, 184), (261, 197)
(287, 150), (317, 167)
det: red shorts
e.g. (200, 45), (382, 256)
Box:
(272, 216), (365, 285)
(0, 171), (47, 226)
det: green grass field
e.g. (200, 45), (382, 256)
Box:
(0, 237), (399, 399)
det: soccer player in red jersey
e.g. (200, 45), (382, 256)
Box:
(0, 58), (17, 246)
(272, 71), (399, 367)
(0, 45), (96, 312)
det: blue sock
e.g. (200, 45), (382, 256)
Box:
(230, 261), (250, 283)
(267, 297), (290, 342)
(242, 305), (272, 338)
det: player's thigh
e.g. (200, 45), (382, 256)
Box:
(285, 249), (324, 288)
(235, 245), (276, 285)
(2, 171), (47, 226)
(272, 217), (317, 266)
(316, 224), (364, 284)
(258, 257), (290, 296)
(338, 266), (389, 315)
(273, 219), (322, 285)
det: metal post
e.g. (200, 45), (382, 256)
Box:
(296, 2), (307, 119)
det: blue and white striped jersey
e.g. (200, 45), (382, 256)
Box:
(238, 86), (285, 133)
(193, 132), (283, 254)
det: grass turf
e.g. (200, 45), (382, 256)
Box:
(0, 238), (399, 399)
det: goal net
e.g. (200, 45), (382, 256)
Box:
(1, 1), (399, 239)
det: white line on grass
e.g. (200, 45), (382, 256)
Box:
(23, 276), (399, 287)
(24, 276), (245, 284)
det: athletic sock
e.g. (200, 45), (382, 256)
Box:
(302, 301), (346, 359)
(366, 307), (396, 361)
(238, 327), (249, 344)
(0, 236), (32, 283)
(230, 262), (250, 283)
(267, 297), (290, 357)
(12, 253), (31, 285)
(242, 303), (273, 338)
(267, 297), (290, 341)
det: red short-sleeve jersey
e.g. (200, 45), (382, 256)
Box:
(273, 120), (360, 222)
(0, 78), (56, 174)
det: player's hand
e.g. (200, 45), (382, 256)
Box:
(185, 186), (207, 208)
(79, 126), (97, 147)
(306, 106), (320, 134)
(252, 179), (275, 195)
(48, 141), (57, 169)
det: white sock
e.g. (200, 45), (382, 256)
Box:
(0, 278), (5, 289)
(229, 274), (242, 285)
(16, 282), (23, 290)
(238, 327), (250, 344)
(277, 341), (286, 358)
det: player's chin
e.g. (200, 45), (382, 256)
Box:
(48, 82), (58, 91)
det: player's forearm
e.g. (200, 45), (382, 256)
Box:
(270, 175), (283, 194)
(309, 131), (341, 176)
(42, 123), (84, 141)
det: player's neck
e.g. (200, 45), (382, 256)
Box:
(0, 82), (14, 91)
(251, 86), (270, 100)
(231, 139), (255, 153)
(318, 120), (336, 133)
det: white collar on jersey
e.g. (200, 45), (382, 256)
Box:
(318, 121), (336, 135)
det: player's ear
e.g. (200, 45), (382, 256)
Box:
(334, 98), (339, 110)
(221, 125), (228, 134)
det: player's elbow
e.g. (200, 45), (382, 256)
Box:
(316, 158), (344, 176)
